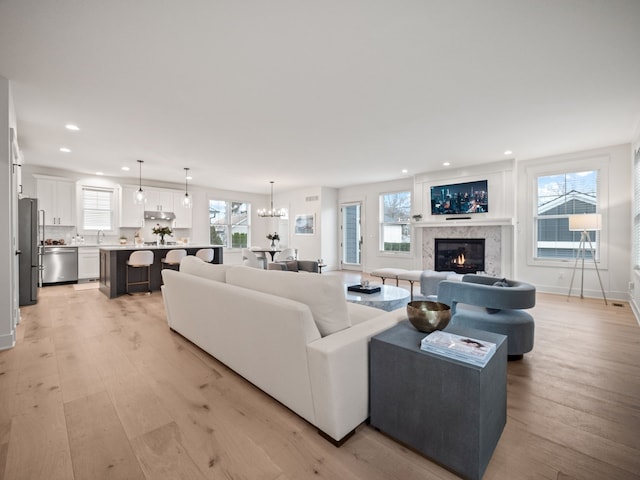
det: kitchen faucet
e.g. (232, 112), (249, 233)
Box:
(97, 230), (105, 244)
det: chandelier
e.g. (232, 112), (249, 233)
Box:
(257, 181), (286, 218)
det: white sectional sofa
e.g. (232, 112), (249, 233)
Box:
(161, 256), (405, 444)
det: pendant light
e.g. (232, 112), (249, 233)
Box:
(134, 159), (146, 204)
(257, 180), (286, 217)
(182, 167), (192, 208)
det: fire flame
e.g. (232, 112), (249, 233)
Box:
(454, 253), (465, 265)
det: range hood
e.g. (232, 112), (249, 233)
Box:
(144, 210), (176, 221)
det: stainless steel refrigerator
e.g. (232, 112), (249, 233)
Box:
(18, 197), (39, 305)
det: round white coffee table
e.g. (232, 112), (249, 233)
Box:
(344, 284), (410, 312)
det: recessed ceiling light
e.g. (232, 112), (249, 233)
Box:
(96, 172), (104, 176)
(401, 169), (408, 174)
(59, 147), (71, 153)
(65, 124), (79, 131)
(443, 162), (450, 166)
(121, 166), (130, 171)
(504, 150), (513, 155)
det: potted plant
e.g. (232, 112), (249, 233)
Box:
(266, 232), (280, 249)
(152, 224), (173, 245)
(119, 235), (128, 245)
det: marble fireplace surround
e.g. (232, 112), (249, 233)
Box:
(421, 225), (505, 277)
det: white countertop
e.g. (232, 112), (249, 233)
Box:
(43, 243), (223, 250)
(43, 243), (123, 248)
(98, 244), (223, 251)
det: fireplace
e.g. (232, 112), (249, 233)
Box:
(435, 238), (485, 274)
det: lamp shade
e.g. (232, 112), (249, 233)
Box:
(568, 213), (601, 231)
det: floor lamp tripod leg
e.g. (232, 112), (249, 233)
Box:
(580, 232), (586, 298)
(567, 236), (584, 301)
(585, 232), (608, 305)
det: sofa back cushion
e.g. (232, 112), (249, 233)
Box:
(180, 255), (232, 282)
(225, 266), (351, 336)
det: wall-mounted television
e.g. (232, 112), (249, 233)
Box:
(430, 180), (488, 215)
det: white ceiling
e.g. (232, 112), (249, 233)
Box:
(1, 0), (639, 195)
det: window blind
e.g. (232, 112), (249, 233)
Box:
(83, 187), (113, 230)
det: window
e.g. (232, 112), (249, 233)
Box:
(209, 200), (250, 248)
(634, 146), (640, 268)
(82, 187), (114, 231)
(380, 191), (411, 252)
(535, 170), (598, 260)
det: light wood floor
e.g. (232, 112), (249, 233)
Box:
(1, 272), (639, 480)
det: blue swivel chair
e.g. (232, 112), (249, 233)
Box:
(437, 274), (536, 360)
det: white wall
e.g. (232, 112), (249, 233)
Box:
(338, 177), (416, 273)
(0, 77), (16, 350)
(516, 144), (632, 301)
(273, 186), (338, 268)
(320, 187), (338, 270)
(629, 126), (640, 320)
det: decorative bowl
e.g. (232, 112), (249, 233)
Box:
(406, 301), (451, 333)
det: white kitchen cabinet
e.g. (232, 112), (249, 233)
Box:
(173, 192), (193, 228)
(145, 188), (174, 212)
(120, 186), (145, 228)
(78, 247), (100, 280)
(36, 177), (76, 225)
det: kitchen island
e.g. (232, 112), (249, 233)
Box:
(99, 245), (223, 298)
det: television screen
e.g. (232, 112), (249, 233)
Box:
(430, 180), (488, 215)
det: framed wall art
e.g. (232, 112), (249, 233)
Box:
(294, 214), (315, 235)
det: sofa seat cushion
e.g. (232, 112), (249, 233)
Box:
(226, 266), (351, 336)
(180, 255), (232, 282)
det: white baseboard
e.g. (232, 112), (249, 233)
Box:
(630, 298), (640, 326)
(0, 331), (16, 351)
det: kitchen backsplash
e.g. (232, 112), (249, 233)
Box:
(40, 224), (191, 245)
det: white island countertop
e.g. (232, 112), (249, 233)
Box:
(98, 244), (223, 251)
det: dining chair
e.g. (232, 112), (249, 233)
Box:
(275, 247), (296, 262)
(242, 248), (266, 269)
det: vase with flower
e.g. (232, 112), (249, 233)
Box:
(152, 224), (173, 245)
(266, 232), (280, 250)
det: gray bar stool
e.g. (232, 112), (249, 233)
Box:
(126, 250), (154, 295)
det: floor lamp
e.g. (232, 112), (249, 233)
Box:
(567, 213), (607, 305)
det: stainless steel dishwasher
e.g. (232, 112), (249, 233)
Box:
(42, 246), (78, 284)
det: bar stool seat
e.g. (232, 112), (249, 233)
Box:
(126, 250), (154, 295)
(195, 248), (214, 263)
(161, 249), (187, 270)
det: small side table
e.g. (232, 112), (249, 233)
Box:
(317, 263), (327, 274)
(370, 321), (507, 480)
